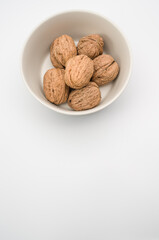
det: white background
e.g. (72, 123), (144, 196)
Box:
(0, 0), (159, 239)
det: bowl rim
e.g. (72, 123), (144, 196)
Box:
(21, 10), (132, 116)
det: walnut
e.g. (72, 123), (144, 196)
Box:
(65, 55), (94, 89)
(43, 68), (69, 105)
(50, 35), (77, 69)
(68, 82), (101, 111)
(77, 34), (104, 59)
(92, 54), (119, 86)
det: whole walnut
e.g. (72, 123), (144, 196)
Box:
(68, 82), (101, 111)
(43, 68), (69, 105)
(65, 55), (94, 89)
(77, 34), (104, 59)
(50, 35), (77, 69)
(92, 54), (119, 86)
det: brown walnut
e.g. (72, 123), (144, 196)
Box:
(50, 35), (77, 69)
(92, 54), (119, 86)
(68, 82), (101, 111)
(77, 34), (104, 59)
(65, 55), (94, 89)
(43, 68), (69, 105)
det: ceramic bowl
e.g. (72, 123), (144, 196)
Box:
(21, 11), (132, 115)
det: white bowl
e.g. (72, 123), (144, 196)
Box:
(21, 11), (132, 116)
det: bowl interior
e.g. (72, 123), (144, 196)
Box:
(22, 11), (131, 115)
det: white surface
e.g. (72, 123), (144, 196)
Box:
(0, 0), (159, 239)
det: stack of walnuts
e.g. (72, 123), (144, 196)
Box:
(43, 34), (119, 111)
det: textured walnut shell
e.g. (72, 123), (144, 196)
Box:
(68, 82), (101, 111)
(50, 35), (77, 68)
(43, 68), (69, 105)
(92, 55), (119, 86)
(65, 55), (94, 89)
(77, 34), (104, 59)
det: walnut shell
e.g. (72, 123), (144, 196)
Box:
(50, 35), (77, 68)
(77, 34), (104, 59)
(43, 68), (69, 105)
(68, 82), (101, 111)
(92, 54), (119, 86)
(65, 55), (94, 89)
